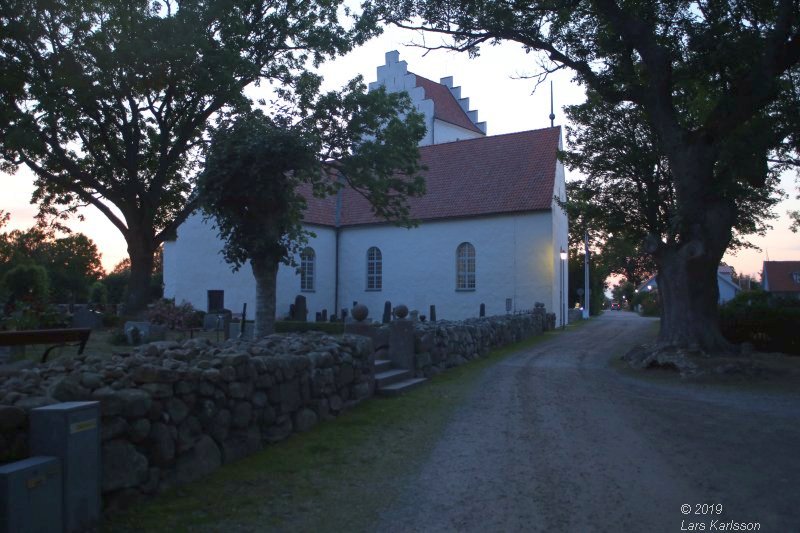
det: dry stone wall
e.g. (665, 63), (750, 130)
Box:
(409, 311), (548, 377)
(0, 310), (553, 512)
(0, 333), (374, 510)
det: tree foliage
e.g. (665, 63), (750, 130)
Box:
(198, 85), (426, 335)
(0, 223), (104, 303)
(375, 0), (800, 353)
(561, 93), (781, 287)
(0, 0), (383, 312)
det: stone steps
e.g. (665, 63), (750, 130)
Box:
(375, 368), (412, 388)
(378, 377), (428, 397)
(373, 358), (427, 396)
(374, 359), (393, 373)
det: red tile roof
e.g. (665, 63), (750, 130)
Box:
(297, 182), (337, 226)
(298, 128), (560, 227)
(412, 74), (485, 135)
(763, 261), (800, 293)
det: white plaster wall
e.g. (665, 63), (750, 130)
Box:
(337, 212), (556, 322)
(552, 137), (569, 326)
(163, 213), (336, 319)
(718, 278), (739, 304)
(432, 119), (484, 144)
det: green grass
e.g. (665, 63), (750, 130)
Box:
(103, 331), (557, 532)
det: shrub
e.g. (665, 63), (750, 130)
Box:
(719, 296), (800, 355)
(636, 291), (660, 317)
(109, 328), (129, 345)
(147, 299), (203, 329)
(89, 281), (108, 305)
(2, 263), (50, 305)
(3, 302), (70, 330)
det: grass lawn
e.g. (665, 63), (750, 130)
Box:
(102, 331), (560, 532)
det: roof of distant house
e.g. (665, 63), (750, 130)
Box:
(718, 264), (734, 276)
(763, 261), (800, 293)
(411, 74), (485, 135)
(300, 127), (561, 227)
(637, 265), (742, 293)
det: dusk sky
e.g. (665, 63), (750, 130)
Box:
(2, 24), (798, 279)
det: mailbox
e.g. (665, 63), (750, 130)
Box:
(0, 456), (63, 533)
(30, 401), (100, 533)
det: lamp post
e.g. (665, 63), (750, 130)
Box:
(583, 230), (590, 319)
(559, 247), (567, 328)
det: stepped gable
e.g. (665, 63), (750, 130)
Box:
(339, 127), (561, 226)
(412, 73), (485, 135)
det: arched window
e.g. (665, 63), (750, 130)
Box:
(366, 246), (382, 291)
(300, 247), (315, 291)
(456, 242), (476, 290)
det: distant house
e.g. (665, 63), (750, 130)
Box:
(762, 261), (800, 300)
(637, 265), (741, 305)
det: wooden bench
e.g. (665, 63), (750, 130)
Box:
(0, 328), (92, 363)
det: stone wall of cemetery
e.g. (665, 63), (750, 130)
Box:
(0, 309), (555, 510)
(0, 333), (374, 509)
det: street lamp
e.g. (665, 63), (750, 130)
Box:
(559, 248), (567, 328)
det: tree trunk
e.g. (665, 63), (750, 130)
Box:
(656, 247), (733, 353)
(653, 143), (737, 354)
(124, 233), (157, 316)
(252, 259), (278, 338)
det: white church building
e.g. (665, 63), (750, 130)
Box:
(163, 51), (569, 323)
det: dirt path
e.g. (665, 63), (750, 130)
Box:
(376, 312), (800, 532)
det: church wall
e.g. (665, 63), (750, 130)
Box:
(432, 119), (485, 144)
(552, 142), (569, 326)
(163, 213), (336, 319)
(337, 212), (555, 321)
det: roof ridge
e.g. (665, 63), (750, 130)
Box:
(417, 127), (560, 150)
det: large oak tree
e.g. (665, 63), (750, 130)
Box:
(0, 0), (382, 313)
(375, 0), (800, 353)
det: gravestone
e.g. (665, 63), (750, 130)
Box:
(480, 303), (486, 317)
(345, 305), (374, 337)
(389, 306), (414, 370)
(409, 310), (419, 321)
(429, 305), (437, 322)
(341, 308), (348, 320)
(71, 307), (103, 330)
(292, 295), (307, 322)
(382, 301), (392, 324)
(352, 304), (368, 322)
(124, 321), (166, 345)
(321, 309), (328, 321)
(203, 311), (231, 340)
(315, 312), (322, 322)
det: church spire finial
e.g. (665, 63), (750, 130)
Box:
(549, 80), (556, 128)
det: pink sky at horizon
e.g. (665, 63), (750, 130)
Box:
(2, 28), (798, 279)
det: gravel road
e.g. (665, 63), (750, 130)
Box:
(376, 312), (800, 532)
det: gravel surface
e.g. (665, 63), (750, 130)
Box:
(376, 312), (800, 532)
